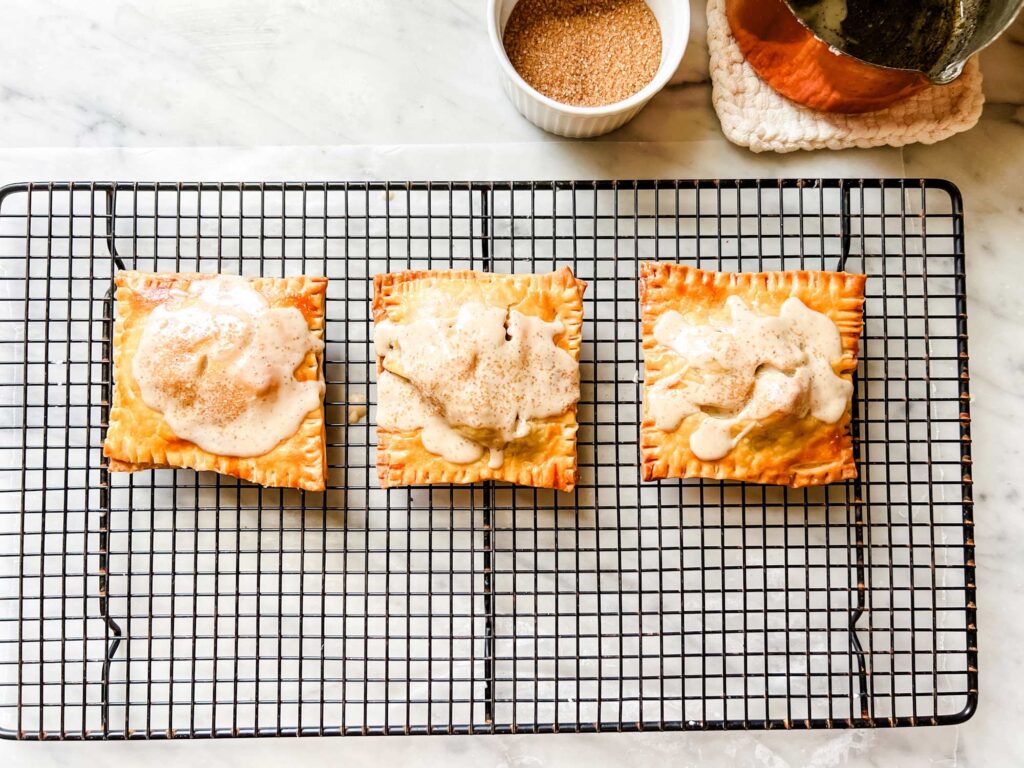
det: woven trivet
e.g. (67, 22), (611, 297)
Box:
(706, 0), (985, 153)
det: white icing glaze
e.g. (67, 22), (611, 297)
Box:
(376, 371), (484, 464)
(488, 449), (504, 469)
(132, 276), (324, 457)
(374, 301), (579, 467)
(649, 295), (852, 461)
(347, 393), (368, 424)
(347, 404), (368, 424)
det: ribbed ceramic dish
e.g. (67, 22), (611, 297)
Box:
(487, 0), (690, 138)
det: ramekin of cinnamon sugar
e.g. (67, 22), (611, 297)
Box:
(488, 0), (689, 138)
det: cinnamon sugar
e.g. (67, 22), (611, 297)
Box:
(502, 0), (662, 108)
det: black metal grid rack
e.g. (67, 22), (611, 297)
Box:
(0, 179), (975, 739)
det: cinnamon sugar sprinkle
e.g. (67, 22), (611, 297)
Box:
(502, 0), (662, 108)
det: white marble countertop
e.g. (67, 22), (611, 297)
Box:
(0, 1), (1022, 766)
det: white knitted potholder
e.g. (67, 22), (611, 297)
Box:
(706, 0), (985, 153)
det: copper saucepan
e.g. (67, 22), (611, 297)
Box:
(727, 0), (1024, 113)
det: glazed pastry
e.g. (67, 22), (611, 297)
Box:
(639, 262), (865, 487)
(372, 267), (586, 492)
(103, 271), (328, 492)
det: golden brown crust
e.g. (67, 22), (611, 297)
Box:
(103, 270), (328, 492)
(639, 262), (865, 488)
(372, 267), (586, 492)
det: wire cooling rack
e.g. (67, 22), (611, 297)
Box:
(0, 180), (975, 739)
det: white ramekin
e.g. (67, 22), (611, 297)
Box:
(487, 0), (690, 138)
